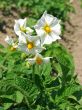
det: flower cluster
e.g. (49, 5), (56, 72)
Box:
(5, 11), (61, 65)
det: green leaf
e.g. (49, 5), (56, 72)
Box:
(55, 84), (82, 104)
(15, 91), (23, 104)
(43, 42), (75, 82)
(0, 107), (4, 110)
(0, 44), (4, 49)
(3, 103), (13, 110)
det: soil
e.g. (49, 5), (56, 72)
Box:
(62, 0), (82, 84)
(0, 8), (19, 46)
(0, 0), (82, 83)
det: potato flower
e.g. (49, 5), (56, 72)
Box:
(14, 18), (33, 36)
(5, 36), (18, 51)
(34, 11), (61, 45)
(18, 33), (43, 55)
(5, 11), (61, 66)
(27, 53), (51, 65)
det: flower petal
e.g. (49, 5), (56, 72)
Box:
(50, 32), (61, 42)
(14, 18), (27, 36)
(44, 12), (54, 25)
(26, 27), (33, 34)
(35, 53), (43, 59)
(18, 43), (28, 54)
(27, 35), (39, 42)
(34, 12), (46, 29)
(50, 17), (59, 27)
(18, 33), (27, 44)
(5, 36), (14, 45)
(27, 48), (36, 55)
(14, 21), (20, 36)
(51, 23), (61, 35)
(43, 57), (50, 63)
(27, 58), (35, 65)
(35, 29), (45, 37)
(42, 34), (53, 44)
(15, 18), (27, 27)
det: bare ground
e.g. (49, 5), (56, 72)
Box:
(0, 8), (19, 46)
(62, 0), (82, 84)
(0, 0), (82, 83)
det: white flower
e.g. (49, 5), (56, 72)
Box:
(5, 36), (18, 51)
(10, 43), (18, 51)
(14, 18), (33, 36)
(34, 11), (61, 45)
(27, 53), (51, 65)
(5, 36), (14, 45)
(18, 33), (43, 55)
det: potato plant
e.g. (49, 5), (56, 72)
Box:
(0, 11), (82, 110)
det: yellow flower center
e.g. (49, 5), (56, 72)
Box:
(20, 26), (27, 33)
(10, 46), (16, 51)
(27, 42), (34, 49)
(44, 24), (51, 33)
(36, 57), (43, 65)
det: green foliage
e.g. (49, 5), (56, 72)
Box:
(18, 0), (74, 21)
(0, 0), (74, 22)
(0, 43), (82, 110)
(43, 42), (75, 83)
(79, 0), (82, 7)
